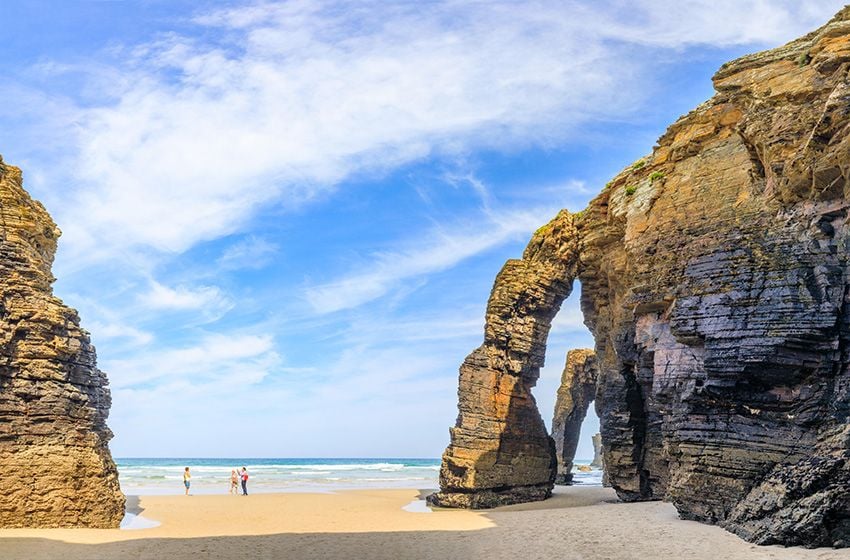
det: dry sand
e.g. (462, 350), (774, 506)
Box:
(1, 486), (849, 559)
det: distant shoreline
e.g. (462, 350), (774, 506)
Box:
(1, 487), (843, 560)
(115, 457), (601, 496)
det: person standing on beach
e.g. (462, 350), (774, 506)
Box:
(230, 469), (239, 495)
(183, 467), (191, 495)
(241, 466), (249, 495)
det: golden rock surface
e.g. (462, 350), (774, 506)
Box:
(0, 158), (124, 528)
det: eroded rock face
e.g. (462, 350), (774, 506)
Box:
(427, 211), (579, 508)
(0, 157), (124, 528)
(436, 7), (850, 547)
(551, 349), (598, 484)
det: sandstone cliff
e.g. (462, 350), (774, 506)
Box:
(427, 210), (578, 508)
(551, 349), (598, 484)
(0, 156), (124, 528)
(434, 7), (850, 548)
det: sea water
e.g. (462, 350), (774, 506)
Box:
(116, 457), (603, 495)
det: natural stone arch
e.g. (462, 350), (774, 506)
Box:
(432, 6), (850, 549)
(428, 210), (580, 508)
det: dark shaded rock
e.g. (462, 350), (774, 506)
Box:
(724, 450), (850, 547)
(0, 157), (124, 528)
(435, 7), (850, 547)
(551, 349), (598, 484)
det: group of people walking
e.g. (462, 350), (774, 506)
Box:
(231, 467), (249, 495)
(182, 466), (250, 495)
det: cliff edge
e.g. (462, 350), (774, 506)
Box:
(0, 157), (124, 527)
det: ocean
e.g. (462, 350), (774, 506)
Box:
(116, 457), (603, 495)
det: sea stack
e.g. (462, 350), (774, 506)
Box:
(434, 7), (850, 548)
(0, 157), (124, 527)
(551, 349), (598, 484)
(590, 433), (603, 469)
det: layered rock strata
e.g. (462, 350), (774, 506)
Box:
(427, 211), (579, 508)
(435, 7), (850, 547)
(0, 157), (124, 528)
(551, 349), (598, 484)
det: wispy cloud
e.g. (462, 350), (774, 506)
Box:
(88, 321), (154, 347)
(28, 0), (841, 263)
(303, 204), (555, 314)
(106, 332), (280, 389)
(217, 236), (278, 270)
(579, 1), (840, 48)
(139, 281), (232, 313)
(3, 0), (845, 457)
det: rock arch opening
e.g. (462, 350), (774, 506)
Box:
(549, 348), (599, 485)
(431, 8), (850, 547)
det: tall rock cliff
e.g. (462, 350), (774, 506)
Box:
(427, 210), (579, 508)
(551, 349), (598, 484)
(434, 7), (850, 548)
(0, 157), (124, 528)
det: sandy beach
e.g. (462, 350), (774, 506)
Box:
(0, 486), (847, 560)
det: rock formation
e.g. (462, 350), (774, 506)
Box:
(434, 7), (850, 548)
(590, 433), (603, 469)
(551, 349), (598, 484)
(0, 156), (124, 528)
(427, 210), (579, 508)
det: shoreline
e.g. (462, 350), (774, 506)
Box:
(112, 457), (601, 495)
(1, 486), (846, 559)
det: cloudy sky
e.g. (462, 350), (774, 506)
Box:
(0, 0), (844, 459)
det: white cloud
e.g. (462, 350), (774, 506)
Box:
(88, 321), (154, 347)
(550, 302), (588, 332)
(6, 0), (848, 458)
(343, 314), (484, 345)
(581, 1), (842, 48)
(217, 236), (278, 270)
(107, 332), (280, 389)
(139, 281), (232, 313)
(303, 204), (556, 314)
(34, 0), (841, 263)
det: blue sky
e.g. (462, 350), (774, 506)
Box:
(0, 1), (844, 459)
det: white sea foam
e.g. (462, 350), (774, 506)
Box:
(117, 458), (602, 495)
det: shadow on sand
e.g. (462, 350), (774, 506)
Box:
(1, 488), (844, 560)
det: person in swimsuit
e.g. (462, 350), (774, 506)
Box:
(183, 467), (191, 495)
(230, 469), (239, 495)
